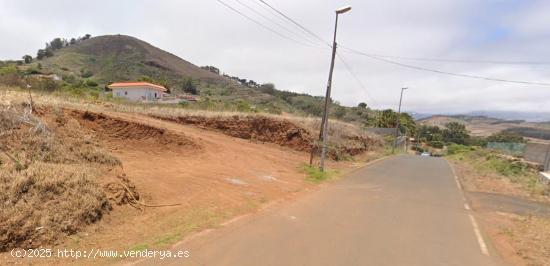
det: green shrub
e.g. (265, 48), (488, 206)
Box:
(447, 144), (474, 155)
(104, 92), (113, 100)
(85, 80), (98, 87)
(236, 101), (254, 112)
(80, 69), (93, 78)
(484, 153), (529, 177)
(178, 101), (189, 108)
(487, 131), (526, 143)
(428, 140), (444, 149)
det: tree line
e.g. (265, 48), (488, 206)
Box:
(417, 122), (526, 149)
(21, 34), (92, 63)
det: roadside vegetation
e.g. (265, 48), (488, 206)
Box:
(448, 147), (549, 197)
(413, 118), (547, 197)
(0, 102), (136, 251)
(428, 121), (550, 266)
(301, 164), (339, 183)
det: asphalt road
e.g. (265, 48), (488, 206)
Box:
(144, 155), (503, 266)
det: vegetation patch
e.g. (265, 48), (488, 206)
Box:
(449, 149), (549, 197)
(301, 164), (338, 183)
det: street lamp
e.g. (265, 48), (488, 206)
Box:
(393, 87), (408, 152)
(319, 5), (352, 171)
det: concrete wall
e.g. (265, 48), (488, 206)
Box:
(524, 143), (549, 165)
(112, 87), (162, 101)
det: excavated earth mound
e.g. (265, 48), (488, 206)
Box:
(153, 114), (313, 151)
(72, 110), (198, 148)
(152, 114), (382, 159)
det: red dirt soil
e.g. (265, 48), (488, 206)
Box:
(151, 114), (313, 151)
(151, 114), (381, 160)
(0, 109), (377, 265)
(0, 105), (382, 265)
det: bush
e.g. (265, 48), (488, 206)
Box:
(236, 100), (254, 112)
(85, 80), (98, 87)
(428, 141), (444, 149)
(487, 131), (526, 143)
(178, 101), (189, 108)
(484, 153), (529, 177)
(447, 143), (474, 155)
(80, 69), (93, 78)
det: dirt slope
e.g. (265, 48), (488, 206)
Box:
(0, 106), (381, 265)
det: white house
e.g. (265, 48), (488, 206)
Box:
(108, 82), (167, 101)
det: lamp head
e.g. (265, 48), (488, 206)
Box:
(336, 6), (352, 14)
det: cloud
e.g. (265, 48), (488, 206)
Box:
(0, 0), (548, 116)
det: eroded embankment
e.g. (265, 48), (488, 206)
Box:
(152, 114), (312, 151)
(0, 106), (199, 251)
(70, 110), (199, 149)
(151, 114), (381, 159)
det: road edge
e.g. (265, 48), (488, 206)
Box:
(445, 159), (491, 257)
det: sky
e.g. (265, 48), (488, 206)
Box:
(1, 0), (549, 116)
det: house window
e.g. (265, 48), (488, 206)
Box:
(154, 92), (157, 98)
(125, 91), (128, 95)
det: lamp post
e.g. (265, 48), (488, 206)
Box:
(319, 5), (352, 172)
(393, 87), (407, 152)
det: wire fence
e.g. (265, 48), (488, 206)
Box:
(486, 142), (526, 156)
(488, 142), (550, 171)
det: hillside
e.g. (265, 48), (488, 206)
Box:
(37, 34), (226, 86)
(9, 34), (380, 123)
(419, 114), (550, 140)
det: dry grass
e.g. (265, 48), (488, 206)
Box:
(0, 87), (382, 160)
(507, 216), (550, 266)
(449, 149), (550, 201)
(0, 101), (122, 251)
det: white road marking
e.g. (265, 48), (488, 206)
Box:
(454, 178), (462, 190)
(446, 160), (490, 256)
(468, 214), (489, 256)
(447, 162), (463, 191)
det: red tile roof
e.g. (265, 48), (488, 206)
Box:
(108, 82), (167, 92)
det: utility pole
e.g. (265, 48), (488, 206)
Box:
(393, 87), (407, 153)
(318, 5), (351, 172)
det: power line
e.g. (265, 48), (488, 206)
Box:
(254, 1), (550, 66)
(233, 0), (322, 47)
(336, 52), (380, 108)
(215, 0), (323, 48)
(342, 52), (550, 66)
(256, 0), (331, 47)
(340, 46), (550, 87)
(221, 0), (550, 87)
(250, 0), (324, 46)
